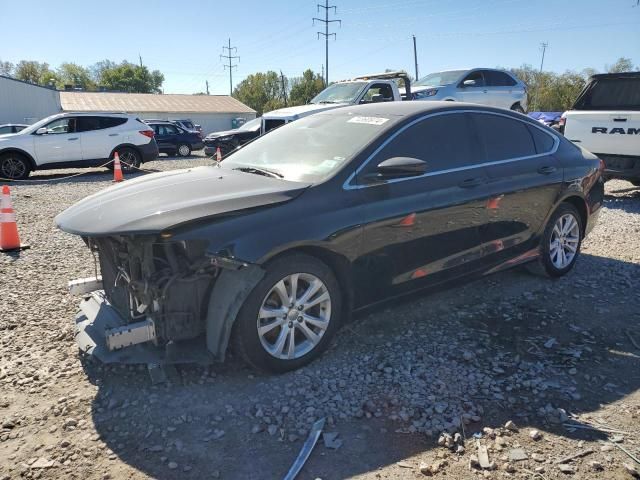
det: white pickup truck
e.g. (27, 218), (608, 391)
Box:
(261, 71), (411, 135)
(562, 72), (640, 185)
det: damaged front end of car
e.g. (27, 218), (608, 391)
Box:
(71, 234), (263, 364)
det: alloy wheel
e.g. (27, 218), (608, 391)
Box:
(118, 151), (138, 171)
(178, 145), (190, 156)
(1, 157), (26, 179)
(549, 213), (580, 269)
(257, 273), (331, 360)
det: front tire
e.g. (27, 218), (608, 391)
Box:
(511, 103), (525, 114)
(536, 203), (583, 277)
(232, 254), (342, 373)
(177, 143), (191, 157)
(0, 153), (31, 180)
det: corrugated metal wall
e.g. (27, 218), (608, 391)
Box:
(136, 112), (257, 136)
(0, 76), (61, 124)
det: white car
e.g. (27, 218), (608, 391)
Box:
(405, 68), (528, 112)
(0, 112), (159, 180)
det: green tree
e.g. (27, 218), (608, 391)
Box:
(0, 60), (13, 76)
(289, 69), (325, 106)
(97, 61), (164, 93)
(607, 57), (635, 73)
(233, 71), (285, 115)
(14, 60), (58, 86)
(57, 62), (95, 90)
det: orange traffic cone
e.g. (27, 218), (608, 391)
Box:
(0, 185), (28, 252)
(216, 147), (223, 163)
(113, 152), (124, 183)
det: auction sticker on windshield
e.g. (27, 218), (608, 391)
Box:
(347, 116), (389, 126)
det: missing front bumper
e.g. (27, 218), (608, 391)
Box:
(75, 291), (213, 365)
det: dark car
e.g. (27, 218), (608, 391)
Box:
(0, 124), (29, 135)
(56, 102), (603, 373)
(203, 117), (261, 157)
(147, 121), (204, 157)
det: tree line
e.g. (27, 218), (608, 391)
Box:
(0, 59), (164, 94)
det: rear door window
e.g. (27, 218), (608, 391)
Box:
(100, 117), (127, 129)
(471, 113), (537, 161)
(576, 77), (640, 110)
(77, 116), (101, 132)
(371, 112), (478, 171)
(527, 125), (556, 154)
(484, 71), (517, 87)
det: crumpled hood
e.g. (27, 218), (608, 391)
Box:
(205, 128), (239, 139)
(263, 102), (348, 119)
(55, 166), (309, 236)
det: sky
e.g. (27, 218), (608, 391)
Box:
(3, 0), (639, 95)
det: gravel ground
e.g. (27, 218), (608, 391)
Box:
(1, 154), (640, 480)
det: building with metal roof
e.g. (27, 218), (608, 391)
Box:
(0, 75), (256, 135)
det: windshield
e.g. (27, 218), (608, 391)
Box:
(310, 83), (366, 104)
(18, 114), (62, 135)
(575, 77), (640, 110)
(239, 118), (261, 131)
(222, 112), (394, 183)
(414, 70), (467, 87)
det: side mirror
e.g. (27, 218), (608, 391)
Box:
(363, 157), (427, 183)
(371, 94), (384, 103)
(35, 127), (48, 135)
(462, 79), (476, 88)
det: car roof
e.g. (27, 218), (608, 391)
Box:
(146, 120), (175, 125)
(318, 100), (527, 120)
(0, 123), (29, 127)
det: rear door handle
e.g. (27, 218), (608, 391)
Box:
(613, 118), (627, 122)
(459, 177), (484, 188)
(537, 166), (557, 175)
(108, 133), (119, 136)
(67, 137), (79, 141)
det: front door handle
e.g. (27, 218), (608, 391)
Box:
(67, 137), (79, 141)
(537, 166), (557, 175)
(108, 133), (119, 137)
(459, 177), (484, 188)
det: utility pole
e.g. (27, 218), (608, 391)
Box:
(321, 64), (325, 87)
(138, 54), (143, 68)
(280, 70), (288, 107)
(533, 42), (549, 111)
(412, 35), (419, 81)
(313, 0), (341, 86)
(206, 80), (210, 95)
(220, 38), (239, 95)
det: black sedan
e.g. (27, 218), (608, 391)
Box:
(203, 117), (261, 157)
(146, 121), (204, 157)
(56, 102), (604, 373)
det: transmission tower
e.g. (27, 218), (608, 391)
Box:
(220, 38), (239, 95)
(313, 0), (341, 86)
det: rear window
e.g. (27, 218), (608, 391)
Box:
(575, 77), (640, 110)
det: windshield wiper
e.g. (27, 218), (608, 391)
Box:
(233, 167), (284, 179)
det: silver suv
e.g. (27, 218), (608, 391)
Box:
(408, 68), (528, 112)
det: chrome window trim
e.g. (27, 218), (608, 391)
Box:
(343, 109), (560, 191)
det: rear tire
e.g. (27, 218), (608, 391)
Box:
(0, 152), (31, 180)
(113, 147), (140, 172)
(530, 203), (583, 278)
(232, 254), (342, 373)
(177, 143), (191, 157)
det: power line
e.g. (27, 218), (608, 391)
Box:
(313, 0), (341, 86)
(220, 38), (239, 96)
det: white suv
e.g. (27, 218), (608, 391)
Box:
(406, 68), (528, 112)
(0, 112), (159, 180)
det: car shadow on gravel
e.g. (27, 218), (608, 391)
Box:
(79, 252), (640, 480)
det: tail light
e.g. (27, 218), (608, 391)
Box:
(598, 157), (606, 172)
(139, 130), (154, 139)
(559, 117), (566, 127)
